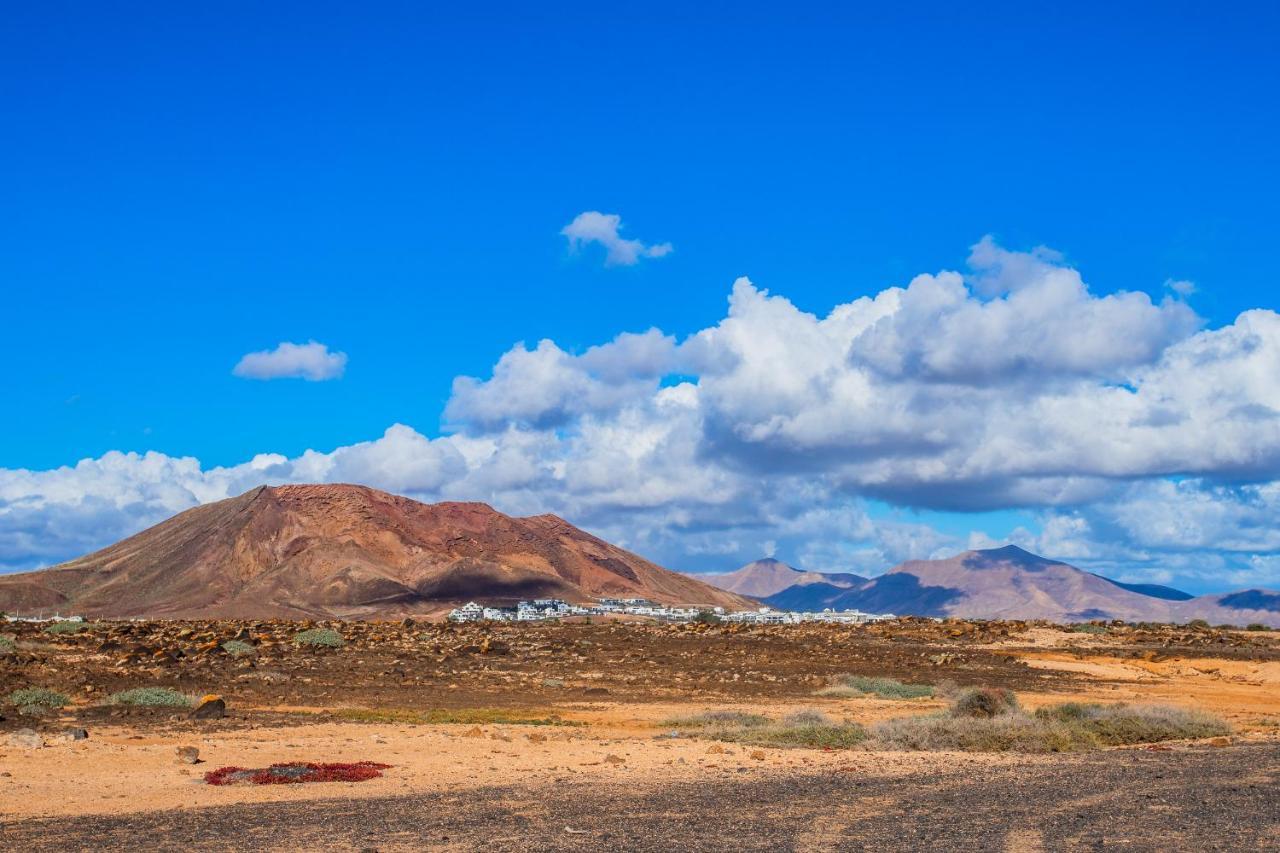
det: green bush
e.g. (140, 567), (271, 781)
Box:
(1246, 623), (1269, 631)
(950, 687), (1020, 718)
(1069, 623), (1107, 634)
(8, 687), (69, 708)
(108, 687), (193, 707)
(44, 620), (86, 635)
(1186, 619), (1211, 629)
(818, 675), (934, 700)
(221, 639), (256, 657)
(294, 628), (344, 648)
(0, 635), (16, 654)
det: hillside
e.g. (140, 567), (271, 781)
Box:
(0, 484), (752, 619)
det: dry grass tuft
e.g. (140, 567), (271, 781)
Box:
(816, 675), (934, 700)
(661, 707), (866, 749)
(871, 697), (1230, 753)
(335, 707), (576, 726)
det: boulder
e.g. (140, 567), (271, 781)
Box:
(175, 745), (200, 764)
(190, 695), (226, 720)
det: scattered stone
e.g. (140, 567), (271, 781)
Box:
(176, 746), (200, 764)
(64, 727), (89, 741)
(190, 695), (226, 720)
(9, 729), (43, 749)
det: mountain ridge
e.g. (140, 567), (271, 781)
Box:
(714, 545), (1280, 626)
(0, 484), (753, 619)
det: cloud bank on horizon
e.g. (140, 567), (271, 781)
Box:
(4, 238), (1280, 592)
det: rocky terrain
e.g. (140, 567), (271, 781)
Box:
(0, 484), (751, 619)
(3, 616), (1277, 848)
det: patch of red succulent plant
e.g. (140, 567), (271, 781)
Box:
(204, 761), (392, 786)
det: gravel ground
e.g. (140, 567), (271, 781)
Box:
(3, 743), (1276, 851)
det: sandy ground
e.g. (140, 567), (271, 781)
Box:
(0, 705), (1040, 820)
(4, 621), (1279, 827)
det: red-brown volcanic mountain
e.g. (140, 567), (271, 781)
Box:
(0, 484), (752, 619)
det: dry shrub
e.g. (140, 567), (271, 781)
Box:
(662, 707), (866, 749)
(950, 687), (1019, 718)
(872, 700), (1230, 753)
(1033, 702), (1230, 745)
(819, 675), (934, 700)
(661, 710), (770, 729)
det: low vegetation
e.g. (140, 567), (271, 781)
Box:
(294, 628), (344, 648)
(334, 707), (576, 726)
(43, 620), (86, 636)
(8, 687), (69, 709)
(221, 639), (256, 657)
(108, 687), (194, 707)
(0, 635), (16, 654)
(661, 709), (769, 729)
(1069, 623), (1107, 634)
(870, 688), (1230, 753)
(816, 675), (934, 700)
(661, 708), (867, 749)
(950, 686), (1020, 718)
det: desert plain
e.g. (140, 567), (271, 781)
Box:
(2, 616), (1278, 851)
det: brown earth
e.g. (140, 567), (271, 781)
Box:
(3, 617), (1278, 848)
(0, 484), (752, 619)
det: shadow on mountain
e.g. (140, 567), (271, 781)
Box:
(1217, 590), (1280, 612)
(763, 582), (849, 611)
(826, 573), (966, 617)
(1093, 574), (1194, 601)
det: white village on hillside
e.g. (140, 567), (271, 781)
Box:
(447, 597), (895, 625)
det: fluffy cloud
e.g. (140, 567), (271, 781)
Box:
(233, 341), (347, 381)
(561, 211), (673, 266)
(6, 238), (1280, 591)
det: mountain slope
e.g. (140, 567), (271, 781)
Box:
(702, 558), (865, 599)
(0, 484), (752, 619)
(814, 545), (1280, 626)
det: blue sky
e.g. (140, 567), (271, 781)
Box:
(3, 3), (1280, 592)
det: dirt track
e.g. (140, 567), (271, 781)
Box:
(3, 743), (1276, 851)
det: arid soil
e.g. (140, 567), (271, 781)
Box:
(4, 744), (1276, 851)
(3, 618), (1279, 849)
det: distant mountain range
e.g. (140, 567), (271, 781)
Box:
(699, 545), (1280, 626)
(0, 484), (752, 619)
(701, 558), (866, 599)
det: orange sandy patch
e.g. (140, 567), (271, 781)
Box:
(0, 717), (1032, 820)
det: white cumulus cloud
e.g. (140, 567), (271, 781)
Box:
(5, 238), (1280, 593)
(233, 341), (347, 381)
(561, 211), (673, 266)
